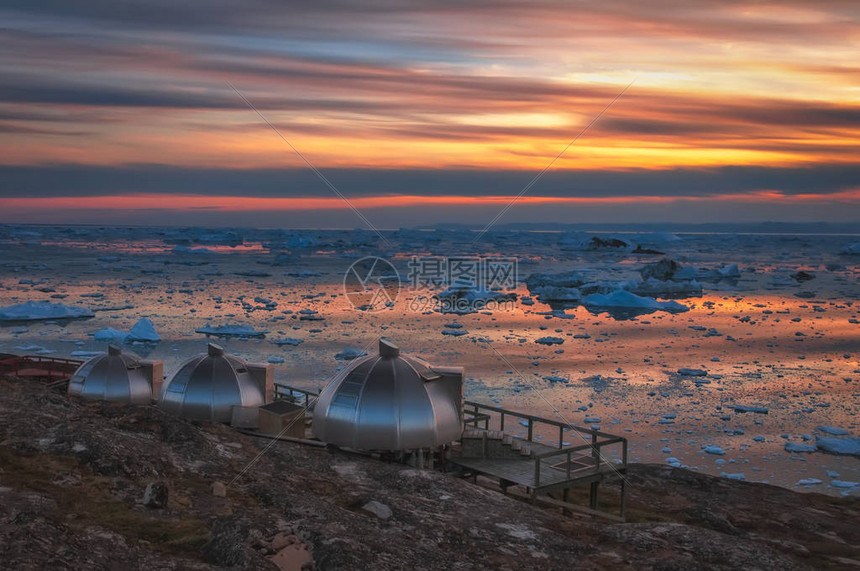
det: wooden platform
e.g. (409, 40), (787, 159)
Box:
(453, 402), (629, 519)
(0, 355), (82, 383)
(452, 452), (619, 493)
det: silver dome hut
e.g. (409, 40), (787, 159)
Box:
(158, 343), (273, 423)
(68, 344), (163, 405)
(312, 339), (464, 450)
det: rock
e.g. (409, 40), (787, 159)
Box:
(205, 516), (249, 566)
(143, 482), (168, 508)
(269, 543), (313, 571)
(271, 532), (298, 551)
(360, 500), (393, 520)
(212, 481), (227, 497)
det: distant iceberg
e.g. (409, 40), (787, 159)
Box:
(0, 301), (94, 322)
(840, 242), (860, 255)
(196, 323), (267, 338)
(558, 233), (636, 252)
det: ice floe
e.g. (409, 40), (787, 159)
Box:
(0, 301), (94, 322)
(816, 436), (860, 456)
(196, 323), (268, 338)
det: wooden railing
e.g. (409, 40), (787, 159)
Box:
(531, 436), (628, 488)
(0, 355), (83, 380)
(274, 382), (319, 407)
(463, 400), (627, 488)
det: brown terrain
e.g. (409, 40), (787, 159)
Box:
(1, 375), (858, 570)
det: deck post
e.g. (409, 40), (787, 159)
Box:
(558, 425), (564, 448)
(500, 412), (505, 432)
(589, 481), (599, 511)
(620, 479), (626, 520)
(527, 419), (533, 442)
(562, 488), (571, 517)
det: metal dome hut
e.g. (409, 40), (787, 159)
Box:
(158, 343), (273, 424)
(68, 344), (163, 405)
(312, 339), (464, 451)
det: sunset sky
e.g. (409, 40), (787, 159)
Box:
(1, 1), (858, 228)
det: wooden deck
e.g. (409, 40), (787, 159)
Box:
(0, 355), (83, 384)
(452, 402), (629, 519)
(452, 451), (617, 493)
(271, 382), (629, 519)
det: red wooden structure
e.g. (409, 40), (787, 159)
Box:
(0, 354), (83, 384)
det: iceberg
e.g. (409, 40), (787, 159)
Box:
(128, 318), (161, 342)
(582, 290), (689, 313)
(0, 301), (94, 322)
(839, 242), (860, 255)
(93, 327), (130, 342)
(196, 323), (267, 338)
(559, 233), (635, 252)
(529, 285), (581, 303)
(628, 277), (702, 299)
(816, 436), (860, 456)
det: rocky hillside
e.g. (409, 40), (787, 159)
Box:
(1, 376), (858, 570)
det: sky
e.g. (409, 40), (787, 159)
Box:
(0, 1), (858, 228)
